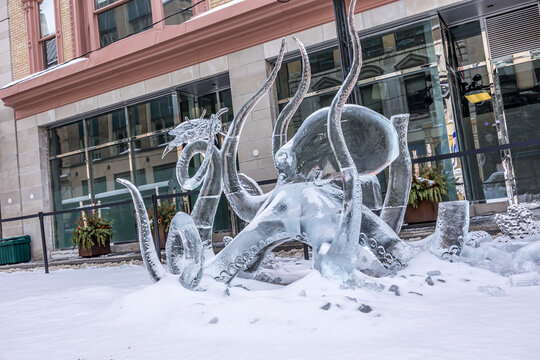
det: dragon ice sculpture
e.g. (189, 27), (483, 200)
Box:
(117, 0), (467, 288)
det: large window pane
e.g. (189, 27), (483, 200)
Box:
(39, 0), (56, 38)
(498, 59), (540, 201)
(361, 21), (436, 76)
(163, 0), (192, 26)
(450, 66), (502, 201)
(87, 108), (127, 148)
(132, 134), (178, 196)
(129, 95), (176, 136)
(51, 154), (90, 249)
(98, 0), (152, 47)
(95, 0), (121, 10)
(49, 121), (85, 156)
(42, 37), (58, 68)
(89, 144), (135, 243)
(277, 48), (342, 99)
(449, 21), (486, 68)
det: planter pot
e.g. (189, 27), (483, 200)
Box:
(78, 238), (111, 258)
(404, 200), (439, 224)
(151, 226), (168, 249)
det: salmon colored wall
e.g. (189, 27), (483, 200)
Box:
(1, 0), (397, 120)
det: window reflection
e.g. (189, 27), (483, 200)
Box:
(87, 109), (127, 148)
(38, 0), (58, 68)
(50, 154), (89, 249)
(163, 0), (193, 26)
(449, 21), (486, 68)
(498, 59), (540, 201)
(50, 122), (85, 156)
(49, 90), (232, 248)
(98, 0), (153, 47)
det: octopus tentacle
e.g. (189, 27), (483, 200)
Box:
(272, 37), (311, 161)
(221, 39), (286, 222)
(321, 0), (377, 279)
(380, 114), (412, 234)
(117, 178), (167, 282)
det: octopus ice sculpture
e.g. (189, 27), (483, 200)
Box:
(118, 0), (470, 289)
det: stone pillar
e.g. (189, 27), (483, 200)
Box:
(15, 115), (53, 260)
(0, 0), (24, 240)
(227, 45), (278, 190)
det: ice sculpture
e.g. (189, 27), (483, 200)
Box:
(118, 0), (481, 288)
(428, 201), (469, 260)
(495, 204), (540, 239)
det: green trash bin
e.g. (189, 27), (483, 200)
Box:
(0, 235), (31, 265)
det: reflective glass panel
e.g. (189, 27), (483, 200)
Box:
(89, 144), (135, 243)
(98, 0), (152, 47)
(129, 95), (176, 137)
(498, 59), (540, 201)
(450, 66), (504, 201)
(42, 37), (58, 69)
(50, 121), (85, 156)
(50, 153), (90, 249)
(163, 0), (192, 26)
(39, 0), (56, 38)
(87, 108), (127, 148)
(361, 21), (436, 77)
(277, 48), (342, 99)
(449, 21), (486, 68)
(132, 134), (179, 197)
(95, 0), (121, 10)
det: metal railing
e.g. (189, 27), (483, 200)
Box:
(0, 178), (311, 274)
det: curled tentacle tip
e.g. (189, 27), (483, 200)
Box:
(162, 143), (175, 159)
(216, 107), (229, 117)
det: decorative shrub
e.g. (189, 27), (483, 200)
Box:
(409, 164), (448, 208)
(148, 200), (176, 232)
(72, 212), (114, 249)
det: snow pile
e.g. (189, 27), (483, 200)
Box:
(1, 251), (540, 360)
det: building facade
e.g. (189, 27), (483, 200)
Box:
(1, 0), (539, 260)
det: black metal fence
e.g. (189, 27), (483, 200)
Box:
(0, 178), (312, 274)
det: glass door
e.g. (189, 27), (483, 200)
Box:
(493, 55), (540, 202)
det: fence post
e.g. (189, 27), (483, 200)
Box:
(303, 243), (309, 260)
(38, 212), (49, 274)
(151, 194), (161, 260)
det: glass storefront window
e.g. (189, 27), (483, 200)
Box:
(50, 153), (90, 249)
(50, 122), (85, 156)
(277, 48), (342, 99)
(497, 59), (540, 201)
(449, 21), (486, 68)
(277, 21), (456, 201)
(360, 21), (436, 76)
(98, 0), (153, 47)
(450, 66), (504, 201)
(163, 0), (193, 26)
(129, 96), (176, 137)
(49, 88), (232, 248)
(87, 108), (127, 148)
(132, 134), (178, 197)
(89, 144), (135, 243)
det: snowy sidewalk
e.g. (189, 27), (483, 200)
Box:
(1, 253), (540, 360)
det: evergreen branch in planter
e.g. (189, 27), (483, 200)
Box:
(72, 212), (114, 250)
(148, 200), (176, 232)
(408, 164), (448, 208)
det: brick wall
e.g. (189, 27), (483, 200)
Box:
(60, 0), (73, 62)
(9, 0), (30, 80)
(209, 0), (234, 9)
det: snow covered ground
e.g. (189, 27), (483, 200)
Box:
(1, 252), (540, 360)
